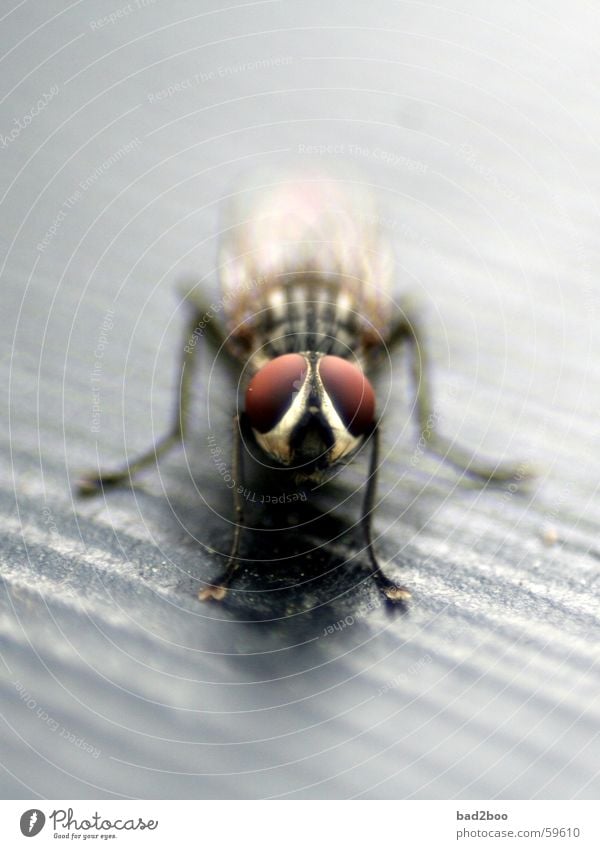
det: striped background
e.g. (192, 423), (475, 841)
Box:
(1, 0), (599, 798)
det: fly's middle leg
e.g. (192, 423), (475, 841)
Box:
(75, 298), (231, 496)
(389, 312), (534, 483)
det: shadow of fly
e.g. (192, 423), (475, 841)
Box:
(76, 175), (530, 605)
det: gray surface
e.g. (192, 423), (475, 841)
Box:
(1, 0), (599, 799)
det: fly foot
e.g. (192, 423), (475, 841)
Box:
(372, 570), (412, 604)
(198, 584), (228, 602)
(383, 584), (412, 603)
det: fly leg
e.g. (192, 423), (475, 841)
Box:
(75, 298), (232, 495)
(389, 313), (533, 482)
(361, 424), (412, 604)
(198, 414), (245, 602)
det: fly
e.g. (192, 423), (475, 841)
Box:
(77, 175), (528, 604)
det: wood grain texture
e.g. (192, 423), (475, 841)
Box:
(1, 0), (599, 799)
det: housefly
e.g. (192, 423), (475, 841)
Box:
(77, 175), (526, 604)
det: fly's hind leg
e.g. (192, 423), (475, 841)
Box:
(75, 295), (231, 496)
(389, 311), (533, 483)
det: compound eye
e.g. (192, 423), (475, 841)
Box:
(245, 353), (307, 433)
(318, 355), (375, 436)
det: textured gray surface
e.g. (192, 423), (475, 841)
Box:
(1, 0), (599, 799)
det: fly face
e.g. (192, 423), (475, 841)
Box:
(243, 352), (376, 478)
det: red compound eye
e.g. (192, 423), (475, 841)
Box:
(319, 355), (375, 436)
(245, 354), (307, 433)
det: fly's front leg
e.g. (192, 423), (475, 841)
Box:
(389, 312), (533, 483)
(361, 423), (411, 604)
(199, 414), (245, 602)
(75, 297), (231, 495)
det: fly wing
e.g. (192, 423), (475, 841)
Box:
(219, 175), (395, 355)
